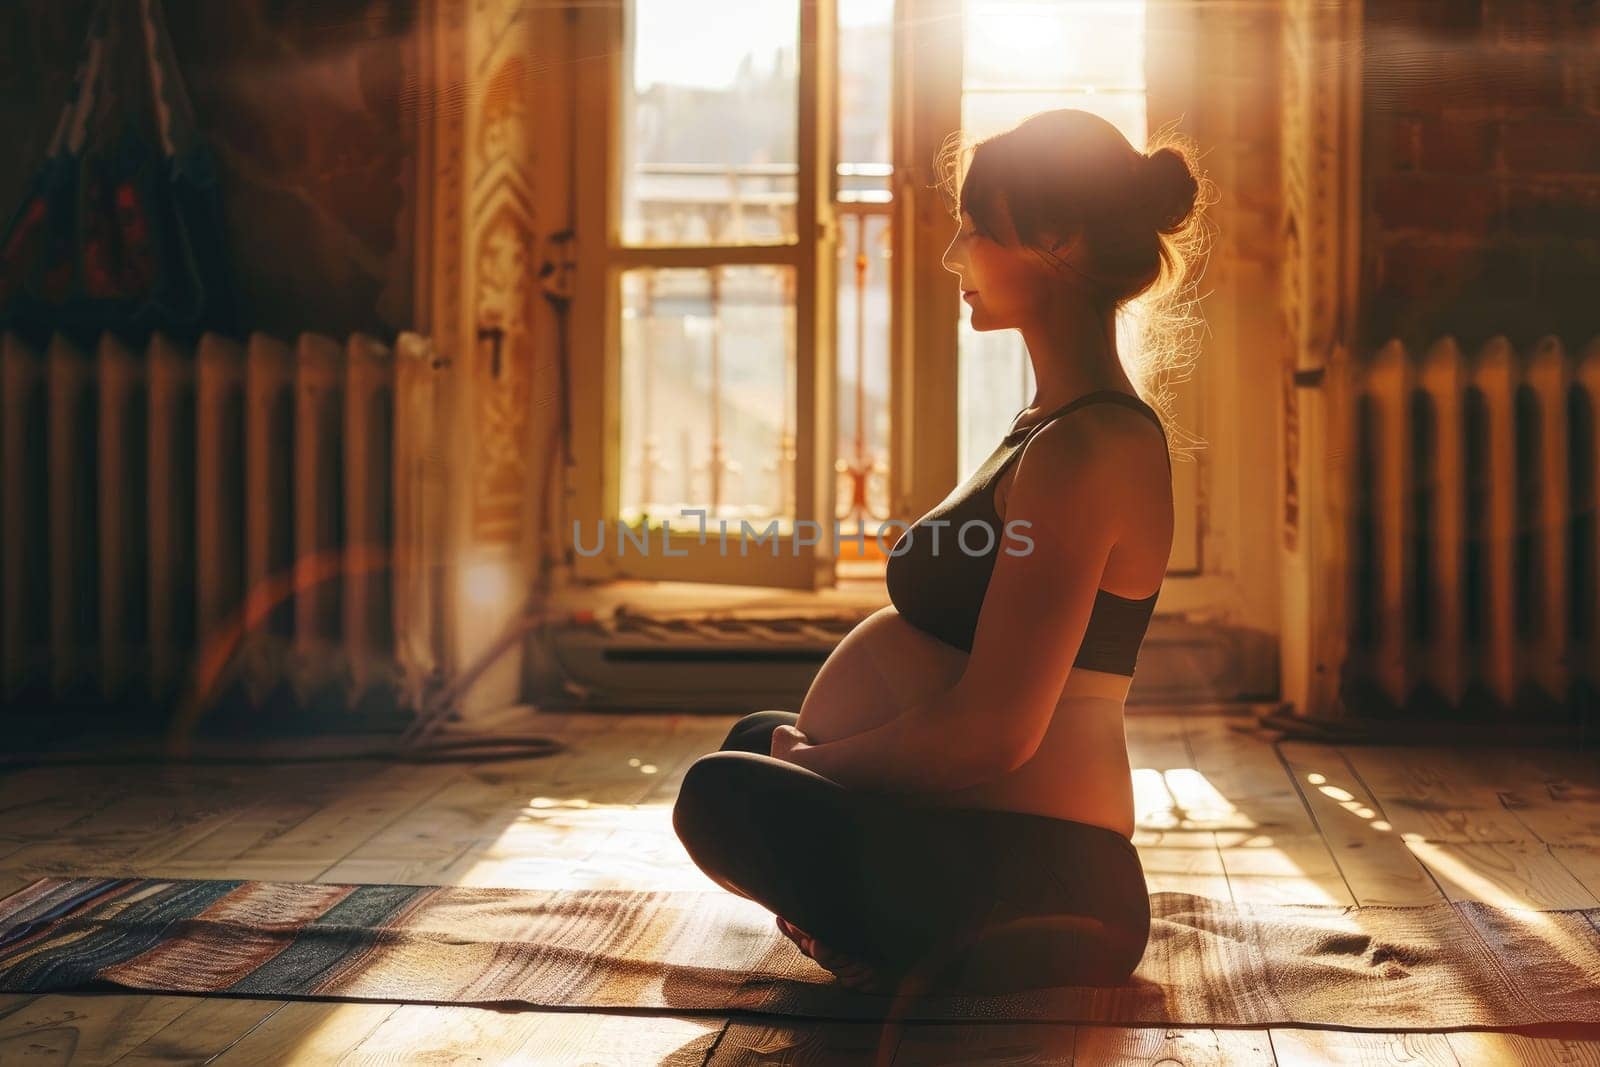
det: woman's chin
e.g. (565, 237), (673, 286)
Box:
(966, 309), (1003, 332)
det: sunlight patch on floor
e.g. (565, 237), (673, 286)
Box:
(1306, 771), (1392, 831)
(1135, 766), (1355, 904)
(1134, 767), (1258, 831)
(458, 795), (703, 892)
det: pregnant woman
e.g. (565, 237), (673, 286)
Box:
(673, 108), (1208, 996)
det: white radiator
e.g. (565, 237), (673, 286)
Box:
(0, 328), (450, 727)
(1348, 333), (1600, 718)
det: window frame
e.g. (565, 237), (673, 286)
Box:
(568, 0), (840, 589)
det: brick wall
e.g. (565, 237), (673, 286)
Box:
(1363, 0), (1600, 352)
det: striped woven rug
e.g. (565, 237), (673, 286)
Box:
(2, 876), (1598, 1027)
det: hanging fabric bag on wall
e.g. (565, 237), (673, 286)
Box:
(0, 0), (112, 338)
(0, 0), (236, 343)
(130, 0), (237, 336)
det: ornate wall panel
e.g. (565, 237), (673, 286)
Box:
(414, 0), (567, 707)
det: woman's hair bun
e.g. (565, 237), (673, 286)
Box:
(1140, 147), (1199, 234)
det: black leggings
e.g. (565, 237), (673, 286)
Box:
(671, 710), (1151, 993)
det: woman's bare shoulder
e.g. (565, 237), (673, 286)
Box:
(1020, 402), (1164, 478)
(1017, 404), (1170, 526)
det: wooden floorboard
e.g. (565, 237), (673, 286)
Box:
(1186, 718), (1357, 906)
(1343, 746), (1600, 910)
(1274, 741), (1439, 906)
(0, 709), (1595, 1064)
(1266, 1028), (1458, 1065)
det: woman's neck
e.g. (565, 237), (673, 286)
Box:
(1016, 294), (1133, 413)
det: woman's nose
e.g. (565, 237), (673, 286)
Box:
(941, 243), (961, 275)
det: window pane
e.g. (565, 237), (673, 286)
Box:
(620, 266), (797, 525)
(956, 1), (1147, 478)
(622, 0), (801, 246)
(839, 0), (895, 203)
(835, 208), (893, 549)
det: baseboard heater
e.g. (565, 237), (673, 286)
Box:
(537, 613), (858, 713)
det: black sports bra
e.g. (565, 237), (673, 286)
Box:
(883, 389), (1170, 675)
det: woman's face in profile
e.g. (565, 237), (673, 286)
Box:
(940, 195), (1069, 332)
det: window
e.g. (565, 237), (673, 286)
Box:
(571, 0), (837, 589)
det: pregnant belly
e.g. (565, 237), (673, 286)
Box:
(795, 605), (1137, 839)
(794, 605), (967, 745)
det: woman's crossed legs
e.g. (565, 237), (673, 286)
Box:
(671, 710), (1151, 995)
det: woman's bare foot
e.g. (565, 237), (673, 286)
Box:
(774, 916), (893, 993)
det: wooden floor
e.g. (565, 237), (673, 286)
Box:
(2, 709), (1598, 1065)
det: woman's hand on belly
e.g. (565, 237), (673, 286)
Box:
(769, 723), (810, 761)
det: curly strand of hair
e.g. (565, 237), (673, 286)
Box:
(1124, 122), (1218, 466)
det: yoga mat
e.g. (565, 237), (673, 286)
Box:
(2, 876), (1598, 1028)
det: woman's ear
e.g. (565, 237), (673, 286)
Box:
(1038, 232), (1079, 270)
(1043, 228), (1078, 256)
